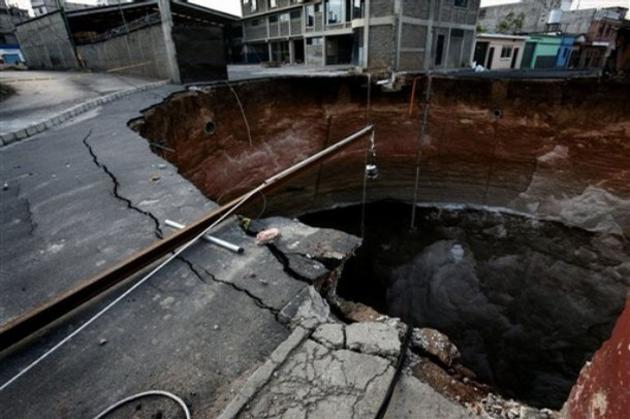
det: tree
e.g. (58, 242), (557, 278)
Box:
(496, 12), (525, 34)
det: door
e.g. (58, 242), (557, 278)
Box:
(521, 42), (535, 69)
(435, 34), (445, 66)
(294, 39), (304, 63)
(486, 47), (495, 69)
(510, 47), (519, 69)
(473, 42), (488, 66)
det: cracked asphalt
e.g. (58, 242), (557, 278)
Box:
(0, 83), (360, 417)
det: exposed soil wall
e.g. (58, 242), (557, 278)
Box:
(134, 75), (630, 237)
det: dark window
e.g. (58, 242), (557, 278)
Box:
(269, 15), (278, 23)
(327, 0), (343, 24)
(435, 34), (445, 65)
(290, 10), (301, 19)
(454, 0), (468, 7)
(306, 4), (315, 27)
(352, 0), (364, 19)
(501, 46), (513, 58)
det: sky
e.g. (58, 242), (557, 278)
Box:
(8, 0), (630, 17)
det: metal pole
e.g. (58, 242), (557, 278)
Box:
(410, 73), (432, 230)
(0, 124), (374, 355)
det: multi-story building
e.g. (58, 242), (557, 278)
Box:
(240, 0), (480, 71)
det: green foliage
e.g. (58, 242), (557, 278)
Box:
(496, 12), (525, 34)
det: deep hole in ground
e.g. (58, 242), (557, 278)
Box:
(300, 201), (630, 409)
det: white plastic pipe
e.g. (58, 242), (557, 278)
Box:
(165, 219), (244, 254)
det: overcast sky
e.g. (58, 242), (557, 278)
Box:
(9, 0), (630, 17)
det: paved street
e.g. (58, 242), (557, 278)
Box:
(0, 71), (162, 135)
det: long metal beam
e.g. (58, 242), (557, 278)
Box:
(0, 125), (374, 353)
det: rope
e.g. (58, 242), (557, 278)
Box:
(93, 390), (190, 419)
(0, 186), (261, 392)
(410, 73), (432, 230)
(225, 81), (253, 147)
(360, 74), (374, 237)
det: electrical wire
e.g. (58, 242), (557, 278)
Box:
(0, 185), (261, 392)
(93, 390), (190, 419)
(410, 73), (432, 230)
(225, 80), (253, 147)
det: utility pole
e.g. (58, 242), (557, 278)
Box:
(156, 0), (181, 83)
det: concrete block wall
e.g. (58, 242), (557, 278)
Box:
(15, 11), (79, 70)
(399, 22), (427, 70)
(402, 0), (431, 20)
(306, 39), (323, 65)
(77, 24), (170, 80)
(369, 24), (396, 70)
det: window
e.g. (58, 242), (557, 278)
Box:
(251, 0), (257, 12)
(251, 19), (261, 26)
(290, 10), (301, 19)
(269, 15), (278, 23)
(501, 46), (513, 58)
(352, 0), (364, 19)
(454, 0), (468, 7)
(280, 13), (290, 22)
(269, 0), (277, 8)
(306, 4), (315, 27)
(326, 0), (343, 24)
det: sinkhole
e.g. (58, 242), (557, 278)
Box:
(301, 201), (630, 409)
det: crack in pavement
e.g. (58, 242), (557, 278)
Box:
(175, 256), (281, 321)
(82, 129), (163, 239)
(265, 243), (315, 284)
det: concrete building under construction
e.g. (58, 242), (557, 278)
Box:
(241, 0), (480, 71)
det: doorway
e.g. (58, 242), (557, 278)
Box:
(435, 34), (445, 66)
(486, 47), (495, 69)
(511, 47), (519, 69)
(473, 41), (489, 66)
(294, 39), (305, 64)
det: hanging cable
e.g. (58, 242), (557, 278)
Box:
(225, 80), (253, 147)
(360, 73), (376, 237)
(93, 390), (190, 419)
(410, 73), (432, 230)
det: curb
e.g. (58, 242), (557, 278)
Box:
(0, 80), (169, 148)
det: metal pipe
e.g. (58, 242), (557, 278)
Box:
(165, 219), (244, 254)
(0, 124), (375, 357)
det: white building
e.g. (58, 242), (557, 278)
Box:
(473, 33), (528, 70)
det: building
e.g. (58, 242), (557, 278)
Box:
(520, 34), (562, 68)
(567, 7), (627, 69)
(478, 0), (571, 34)
(15, 0), (239, 82)
(240, 0), (481, 72)
(473, 33), (527, 70)
(1, 0), (29, 44)
(613, 20), (630, 73)
(31, 0), (92, 16)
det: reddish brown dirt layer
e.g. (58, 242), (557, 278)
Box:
(135, 76), (630, 235)
(562, 298), (630, 419)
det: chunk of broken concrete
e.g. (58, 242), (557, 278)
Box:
(312, 323), (345, 349)
(411, 327), (461, 367)
(288, 286), (331, 330)
(346, 321), (400, 357)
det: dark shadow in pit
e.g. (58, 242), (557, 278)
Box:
(300, 201), (629, 409)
